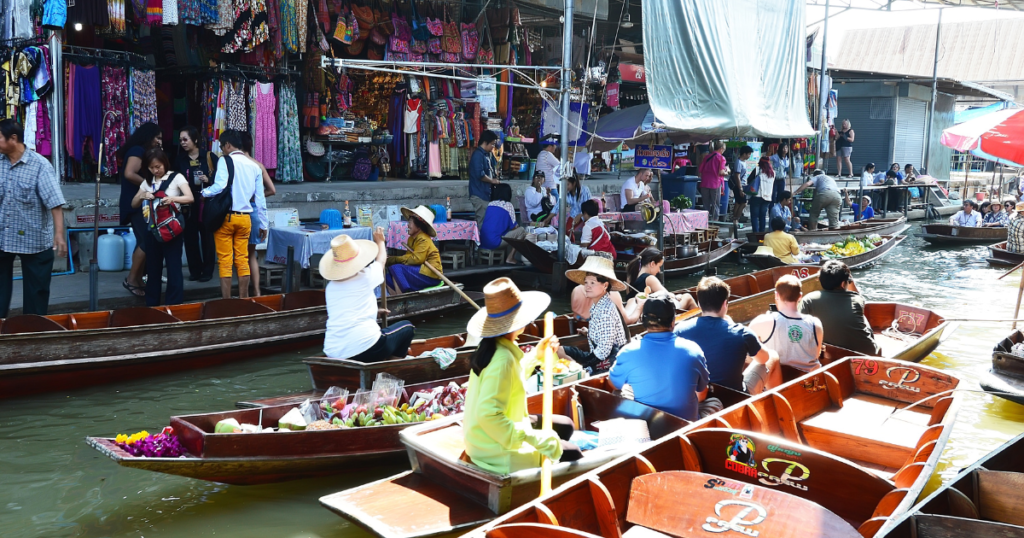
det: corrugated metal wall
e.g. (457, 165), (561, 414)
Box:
(894, 97), (928, 170)
(839, 97), (894, 175)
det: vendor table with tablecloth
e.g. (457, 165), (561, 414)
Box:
(386, 219), (480, 250)
(598, 209), (709, 234)
(267, 226), (373, 268)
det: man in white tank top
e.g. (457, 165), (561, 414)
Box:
(748, 274), (824, 372)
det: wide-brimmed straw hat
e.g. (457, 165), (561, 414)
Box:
(319, 234), (379, 281)
(467, 277), (551, 338)
(401, 205), (437, 237)
(565, 256), (628, 292)
(1016, 201), (1024, 212)
(752, 246), (778, 258)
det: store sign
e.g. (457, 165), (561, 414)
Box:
(606, 83), (619, 107)
(618, 63), (646, 83)
(634, 144), (672, 170)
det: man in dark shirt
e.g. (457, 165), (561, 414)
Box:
(674, 277), (780, 394)
(468, 130), (501, 227)
(798, 260), (881, 356)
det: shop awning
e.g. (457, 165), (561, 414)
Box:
(583, 104), (714, 152)
(641, 0), (816, 139)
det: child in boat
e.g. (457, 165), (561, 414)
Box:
(462, 278), (583, 475)
(321, 230), (416, 362)
(385, 205), (443, 294)
(578, 200), (616, 260)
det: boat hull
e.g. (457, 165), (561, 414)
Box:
(748, 233), (907, 271)
(918, 223), (1008, 245)
(987, 242), (1024, 267)
(745, 217), (908, 245)
(615, 239), (741, 278)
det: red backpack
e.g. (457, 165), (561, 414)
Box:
(145, 174), (186, 242)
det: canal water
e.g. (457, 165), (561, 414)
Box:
(4, 223), (1024, 538)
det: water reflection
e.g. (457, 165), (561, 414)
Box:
(1, 224), (1022, 537)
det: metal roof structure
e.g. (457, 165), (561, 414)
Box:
(835, 19), (1024, 83)
(828, 68), (1014, 100)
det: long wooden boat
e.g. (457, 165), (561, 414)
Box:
(331, 356), (961, 538)
(986, 241), (1024, 267)
(745, 216), (908, 246)
(747, 232), (908, 270)
(883, 431), (1024, 538)
(0, 285), (477, 400)
(918, 223), (1007, 245)
(861, 303), (953, 363)
(979, 328), (1024, 406)
(614, 239), (744, 278)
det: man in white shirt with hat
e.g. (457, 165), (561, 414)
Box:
(322, 227), (416, 362)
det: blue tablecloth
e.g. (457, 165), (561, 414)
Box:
(267, 226), (373, 268)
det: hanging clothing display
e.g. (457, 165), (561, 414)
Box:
(69, 64), (102, 163)
(2, 0), (33, 40)
(101, 66), (129, 175)
(130, 68), (158, 132)
(277, 82), (301, 182)
(254, 81), (277, 168)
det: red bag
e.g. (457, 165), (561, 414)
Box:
(145, 174), (186, 243)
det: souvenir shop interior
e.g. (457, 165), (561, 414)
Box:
(0, 0), (647, 183)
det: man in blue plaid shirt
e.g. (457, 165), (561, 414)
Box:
(0, 120), (66, 317)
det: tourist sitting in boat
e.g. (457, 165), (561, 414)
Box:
(1010, 202), (1024, 254)
(385, 206), (442, 294)
(610, 292), (710, 421)
(980, 201), (992, 220)
(463, 278), (582, 475)
(560, 173), (593, 232)
(844, 189), (875, 221)
(798, 260), (881, 356)
(624, 248), (697, 311)
(770, 190), (804, 232)
(569, 276), (644, 326)
(322, 231), (415, 362)
(479, 184), (527, 265)
(949, 200), (980, 227)
(748, 275), (823, 374)
(674, 276), (781, 394)
(524, 171), (555, 226)
(1005, 199), (1017, 219)
(579, 200), (616, 260)
(561, 257), (629, 373)
(984, 199), (1009, 227)
(761, 217), (800, 264)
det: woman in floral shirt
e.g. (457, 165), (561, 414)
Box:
(984, 200), (1010, 227)
(559, 256), (630, 372)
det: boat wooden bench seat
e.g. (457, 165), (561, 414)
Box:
(0, 314), (67, 334)
(282, 290), (327, 310)
(201, 298), (275, 320)
(109, 307), (181, 328)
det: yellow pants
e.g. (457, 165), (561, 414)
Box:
(214, 213), (251, 278)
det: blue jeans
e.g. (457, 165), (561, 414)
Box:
(771, 178), (787, 204)
(749, 197), (770, 233)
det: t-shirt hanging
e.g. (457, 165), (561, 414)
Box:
(404, 98), (422, 134)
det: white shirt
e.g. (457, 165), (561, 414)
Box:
(860, 171), (873, 188)
(324, 261), (385, 358)
(620, 176), (649, 209)
(574, 151), (593, 175)
(138, 172), (190, 210)
(203, 151), (268, 232)
(536, 150), (560, 189)
(525, 186), (553, 218)
(950, 210), (979, 227)
(580, 215), (604, 245)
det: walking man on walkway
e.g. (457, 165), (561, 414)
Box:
(0, 119), (66, 317)
(468, 130), (501, 227)
(202, 130), (267, 299)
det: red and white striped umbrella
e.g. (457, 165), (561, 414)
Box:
(941, 108), (1024, 167)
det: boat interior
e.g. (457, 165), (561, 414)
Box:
(863, 303), (947, 358)
(473, 357), (959, 538)
(0, 290), (327, 335)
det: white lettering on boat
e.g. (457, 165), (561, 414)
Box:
(702, 500), (767, 536)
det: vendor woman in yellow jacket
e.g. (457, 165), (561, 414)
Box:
(463, 277), (583, 474)
(386, 205), (443, 294)
(761, 216), (801, 264)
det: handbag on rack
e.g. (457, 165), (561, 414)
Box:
(461, 22), (478, 60)
(305, 134), (326, 157)
(411, 39), (427, 53)
(302, 93), (321, 129)
(410, 0), (430, 41)
(428, 37), (442, 54)
(332, 12), (351, 44)
(442, 15), (461, 54)
(426, 17), (443, 36)
(352, 4), (374, 40)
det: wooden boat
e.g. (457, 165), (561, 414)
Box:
(986, 241), (1024, 267)
(0, 285), (477, 400)
(614, 239), (744, 278)
(883, 431), (1024, 538)
(745, 216), (908, 246)
(918, 223), (1007, 245)
(504, 237), (584, 274)
(747, 232), (908, 270)
(979, 328), (1024, 406)
(470, 356), (961, 538)
(861, 303), (953, 363)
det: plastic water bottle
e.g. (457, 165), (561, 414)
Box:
(122, 231), (137, 270)
(97, 229), (125, 271)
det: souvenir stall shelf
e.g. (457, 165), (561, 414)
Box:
(62, 46), (155, 181)
(0, 37), (56, 159)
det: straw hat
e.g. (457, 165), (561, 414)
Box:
(318, 234), (379, 281)
(565, 256), (628, 292)
(752, 246), (779, 258)
(1016, 201), (1024, 213)
(467, 277), (552, 338)
(401, 205), (437, 237)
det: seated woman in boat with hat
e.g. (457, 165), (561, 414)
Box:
(385, 206), (443, 295)
(463, 278), (583, 475)
(321, 229), (416, 362)
(560, 257), (631, 373)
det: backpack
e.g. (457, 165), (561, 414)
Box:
(744, 168), (760, 196)
(202, 154), (236, 232)
(144, 174), (187, 242)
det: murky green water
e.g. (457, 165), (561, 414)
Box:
(3, 223), (1023, 537)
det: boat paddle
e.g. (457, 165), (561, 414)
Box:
(540, 311), (555, 496)
(421, 260), (481, 310)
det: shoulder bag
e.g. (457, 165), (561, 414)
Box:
(202, 155), (236, 232)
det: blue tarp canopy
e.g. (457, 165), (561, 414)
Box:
(584, 105), (713, 151)
(955, 102), (1013, 125)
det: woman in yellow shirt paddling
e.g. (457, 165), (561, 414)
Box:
(385, 205), (443, 294)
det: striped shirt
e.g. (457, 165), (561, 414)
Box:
(0, 148), (65, 254)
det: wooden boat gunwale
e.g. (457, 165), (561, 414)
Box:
(745, 216), (909, 245)
(918, 223), (1008, 245)
(863, 302), (953, 363)
(986, 241), (1024, 267)
(747, 230), (909, 270)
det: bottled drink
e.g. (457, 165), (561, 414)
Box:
(343, 201), (352, 228)
(446, 197), (452, 221)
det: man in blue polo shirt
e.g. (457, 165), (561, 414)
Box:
(468, 130), (501, 227)
(610, 292), (709, 420)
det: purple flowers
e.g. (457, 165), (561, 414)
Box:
(116, 432), (188, 458)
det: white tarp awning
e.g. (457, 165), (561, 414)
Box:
(641, 0), (816, 139)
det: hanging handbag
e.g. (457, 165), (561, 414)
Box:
(443, 20), (461, 53)
(302, 93), (321, 129)
(202, 156), (235, 233)
(352, 4), (374, 40)
(428, 37), (442, 54)
(410, 0), (429, 41)
(488, 7), (510, 45)
(370, 26), (387, 45)
(145, 174), (187, 242)
(332, 13), (351, 44)
(352, 147), (374, 181)
(426, 17), (443, 36)
(411, 39), (427, 53)
(368, 42), (385, 60)
(461, 22), (478, 60)
(389, 35), (410, 53)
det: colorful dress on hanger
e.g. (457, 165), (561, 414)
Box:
(276, 82), (302, 182)
(254, 81), (277, 169)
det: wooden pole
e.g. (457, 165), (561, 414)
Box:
(1015, 267), (1024, 330)
(89, 142), (104, 311)
(997, 261), (1024, 280)
(540, 311), (555, 496)
(422, 260), (481, 310)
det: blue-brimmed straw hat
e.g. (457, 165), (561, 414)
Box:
(467, 277), (551, 338)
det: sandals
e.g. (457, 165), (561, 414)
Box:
(123, 278), (145, 298)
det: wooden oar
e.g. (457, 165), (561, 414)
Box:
(422, 260), (481, 310)
(998, 261), (1024, 280)
(540, 311), (555, 496)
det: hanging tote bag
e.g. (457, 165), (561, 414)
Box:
(145, 174), (187, 242)
(202, 155), (236, 233)
(461, 23), (478, 60)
